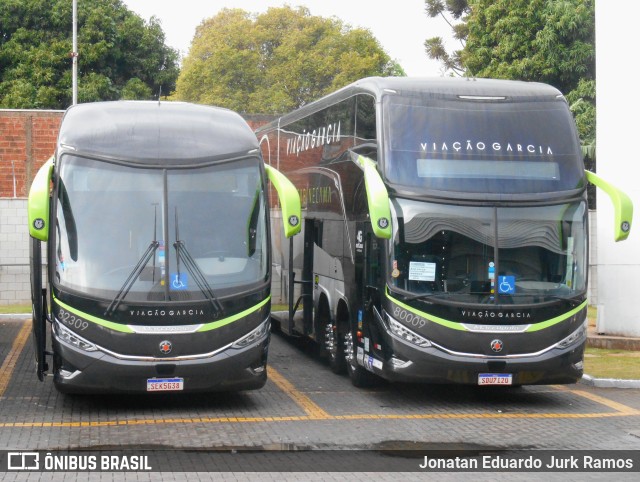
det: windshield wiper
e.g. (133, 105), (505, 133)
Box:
(402, 292), (451, 301)
(105, 205), (159, 317)
(105, 240), (159, 317)
(173, 208), (224, 316)
(387, 285), (448, 302)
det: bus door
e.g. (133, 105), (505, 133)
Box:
(348, 220), (385, 384)
(288, 218), (318, 335)
(354, 223), (382, 329)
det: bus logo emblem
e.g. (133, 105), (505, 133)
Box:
(378, 218), (389, 229)
(33, 218), (45, 230)
(159, 341), (172, 355)
(490, 339), (504, 353)
(288, 215), (299, 227)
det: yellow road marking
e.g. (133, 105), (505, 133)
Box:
(0, 320), (31, 398)
(267, 366), (330, 419)
(0, 409), (638, 429)
(552, 385), (639, 414)
(0, 325), (638, 428)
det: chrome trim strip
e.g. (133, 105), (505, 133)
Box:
(94, 340), (235, 362)
(461, 323), (531, 333)
(430, 339), (557, 359)
(127, 324), (203, 334)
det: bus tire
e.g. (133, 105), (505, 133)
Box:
(318, 301), (346, 374)
(344, 330), (377, 387)
(324, 319), (346, 374)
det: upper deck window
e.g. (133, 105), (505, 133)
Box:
(383, 95), (585, 195)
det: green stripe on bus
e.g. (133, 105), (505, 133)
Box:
(53, 296), (135, 333)
(386, 288), (587, 333)
(52, 295), (271, 334)
(197, 296), (270, 332)
(524, 300), (587, 332)
(386, 289), (465, 331)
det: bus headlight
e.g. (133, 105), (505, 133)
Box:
(232, 318), (270, 349)
(387, 316), (432, 348)
(556, 321), (588, 349)
(55, 321), (98, 352)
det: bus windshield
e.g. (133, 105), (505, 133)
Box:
(388, 199), (587, 304)
(54, 155), (268, 303)
(383, 95), (585, 195)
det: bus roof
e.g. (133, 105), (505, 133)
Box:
(58, 101), (259, 164)
(257, 77), (565, 131)
(350, 76), (563, 98)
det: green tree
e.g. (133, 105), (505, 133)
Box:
(175, 6), (404, 113)
(424, 0), (470, 76)
(462, 0), (594, 96)
(0, 0), (179, 109)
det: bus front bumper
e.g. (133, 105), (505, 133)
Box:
(51, 320), (270, 394)
(367, 326), (586, 386)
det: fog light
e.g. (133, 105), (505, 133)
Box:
(390, 356), (413, 368)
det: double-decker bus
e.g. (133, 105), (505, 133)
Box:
(257, 77), (633, 387)
(28, 101), (300, 393)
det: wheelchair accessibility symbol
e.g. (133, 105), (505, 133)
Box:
(171, 272), (188, 290)
(498, 276), (515, 294)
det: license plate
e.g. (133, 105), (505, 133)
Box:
(478, 373), (513, 386)
(147, 378), (184, 392)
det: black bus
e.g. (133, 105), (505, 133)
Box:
(257, 77), (632, 387)
(28, 101), (301, 393)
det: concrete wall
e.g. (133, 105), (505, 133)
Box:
(594, 1), (640, 336)
(0, 198), (31, 304)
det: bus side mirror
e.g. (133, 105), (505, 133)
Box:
(28, 158), (54, 241)
(357, 155), (391, 239)
(585, 170), (633, 242)
(264, 164), (302, 238)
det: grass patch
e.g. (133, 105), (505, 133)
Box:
(584, 348), (640, 380)
(0, 304), (31, 314)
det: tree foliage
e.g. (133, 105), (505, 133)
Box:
(462, 0), (594, 95)
(424, 0), (470, 76)
(0, 0), (179, 109)
(174, 6), (404, 113)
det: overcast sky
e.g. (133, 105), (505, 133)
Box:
(121, 0), (456, 77)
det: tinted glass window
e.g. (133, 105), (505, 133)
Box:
(54, 156), (268, 302)
(383, 95), (584, 194)
(389, 199), (588, 304)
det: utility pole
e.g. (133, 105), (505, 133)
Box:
(72, 0), (78, 105)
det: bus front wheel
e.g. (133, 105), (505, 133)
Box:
(344, 330), (378, 387)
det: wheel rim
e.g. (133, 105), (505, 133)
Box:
(324, 321), (337, 360)
(344, 330), (355, 365)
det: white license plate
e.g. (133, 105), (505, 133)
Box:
(478, 373), (513, 386)
(147, 378), (184, 392)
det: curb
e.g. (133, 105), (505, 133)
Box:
(580, 374), (640, 389)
